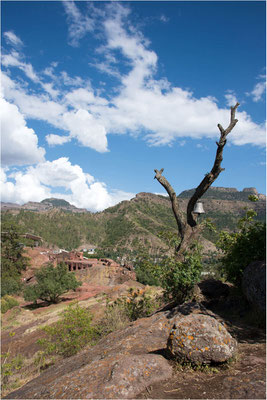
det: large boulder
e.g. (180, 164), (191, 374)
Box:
(242, 261), (266, 313)
(5, 313), (172, 399)
(167, 313), (237, 364)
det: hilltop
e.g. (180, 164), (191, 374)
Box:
(1, 187), (265, 258)
(1, 198), (87, 213)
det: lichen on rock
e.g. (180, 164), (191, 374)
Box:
(167, 313), (237, 364)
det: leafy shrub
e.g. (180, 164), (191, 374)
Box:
(1, 277), (22, 298)
(99, 298), (131, 336)
(23, 262), (81, 304)
(120, 288), (162, 321)
(217, 209), (266, 285)
(135, 263), (161, 286)
(159, 243), (203, 303)
(1, 295), (19, 314)
(1, 353), (24, 387)
(100, 288), (162, 335)
(38, 304), (99, 357)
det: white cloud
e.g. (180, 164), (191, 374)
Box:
(2, 50), (39, 82)
(65, 88), (108, 109)
(41, 82), (59, 99)
(1, 3), (266, 153)
(0, 158), (134, 211)
(63, 1), (94, 47)
(60, 71), (84, 87)
(0, 97), (45, 166)
(3, 31), (23, 47)
(225, 90), (238, 107)
(62, 109), (108, 152)
(250, 81), (266, 102)
(45, 134), (71, 146)
(246, 74), (266, 102)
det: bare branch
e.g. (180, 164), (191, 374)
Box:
(187, 102), (240, 227)
(154, 169), (185, 245)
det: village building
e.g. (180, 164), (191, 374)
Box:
(49, 251), (121, 272)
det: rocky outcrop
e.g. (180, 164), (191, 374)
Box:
(242, 260), (266, 313)
(168, 314), (237, 364)
(7, 353), (172, 399)
(5, 304), (237, 399)
(242, 187), (258, 194)
(5, 313), (172, 399)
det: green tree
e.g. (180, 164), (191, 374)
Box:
(157, 242), (203, 303)
(23, 263), (81, 304)
(134, 245), (161, 286)
(1, 222), (29, 296)
(217, 207), (266, 286)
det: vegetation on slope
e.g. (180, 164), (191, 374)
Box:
(1, 190), (265, 260)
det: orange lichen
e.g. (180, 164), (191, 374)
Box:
(187, 335), (194, 340)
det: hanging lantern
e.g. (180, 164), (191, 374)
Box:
(193, 201), (205, 215)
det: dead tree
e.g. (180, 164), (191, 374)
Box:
(154, 102), (240, 256)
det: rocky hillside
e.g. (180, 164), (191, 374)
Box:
(1, 187), (265, 258)
(1, 198), (87, 213)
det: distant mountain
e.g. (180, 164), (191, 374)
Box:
(1, 187), (265, 259)
(1, 198), (87, 213)
(178, 186), (264, 201)
(41, 198), (71, 207)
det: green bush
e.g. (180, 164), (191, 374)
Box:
(100, 288), (162, 335)
(1, 277), (22, 298)
(159, 243), (203, 303)
(38, 304), (99, 357)
(1, 295), (19, 314)
(217, 209), (266, 285)
(135, 263), (161, 286)
(120, 288), (162, 321)
(1, 353), (24, 387)
(23, 262), (81, 304)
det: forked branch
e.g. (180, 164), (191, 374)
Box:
(154, 102), (240, 253)
(154, 168), (185, 243)
(187, 102), (240, 227)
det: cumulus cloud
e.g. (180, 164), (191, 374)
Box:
(1, 2), (266, 153)
(62, 109), (108, 152)
(46, 134), (71, 146)
(1, 159), (134, 211)
(0, 97), (45, 166)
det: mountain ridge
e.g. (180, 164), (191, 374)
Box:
(1, 186), (265, 259)
(1, 186), (265, 213)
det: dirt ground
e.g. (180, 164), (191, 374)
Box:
(1, 280), (266, 400)
(137, 337), (265, 399)
(137, 299), (266, 400)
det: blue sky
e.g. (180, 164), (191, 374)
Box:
(1, 1), (266, 211)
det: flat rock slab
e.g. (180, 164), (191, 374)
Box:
(17, 354), (172, 399)
(5, 313), (172, 399)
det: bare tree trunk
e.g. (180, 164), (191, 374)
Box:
(154, 103), (240, 256)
